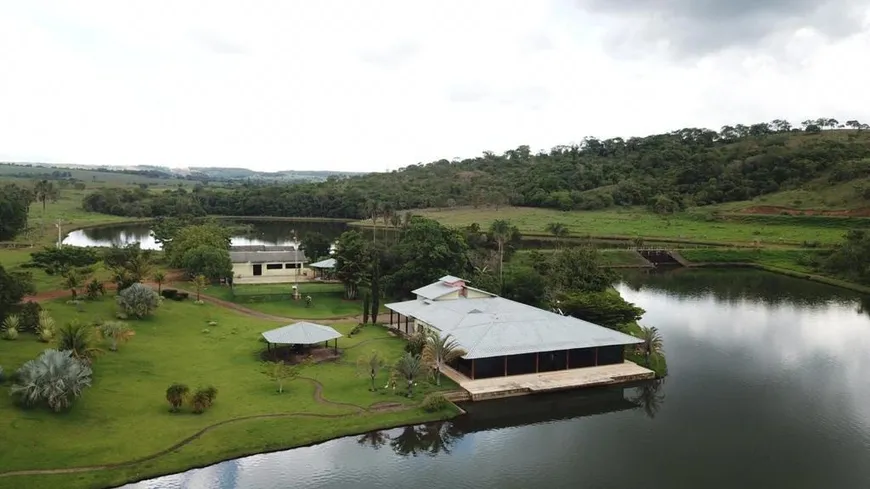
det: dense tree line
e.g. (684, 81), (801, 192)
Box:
(81, 119), (870, 220)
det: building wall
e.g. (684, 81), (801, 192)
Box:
(433, 288), (493, 301)
(232, 262), (308, 280)
(454, 345), (628, 379)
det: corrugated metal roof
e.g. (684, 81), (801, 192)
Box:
(439, 275), (466, 284)
(385, 294), (642, 359)
(231, 245), (297, 252)
(262, 322), (342, 345)
(412, 282), (458, 300)
(229, 250), (307, 264)
(309, 258), (336, 269)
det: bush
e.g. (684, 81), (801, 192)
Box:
(2, 315), (19, 340)
(176, 291), (190, 301)
(161, 288), (178, 300)
(166, 383), (189, 412)
(10, 349), (93, 412)
(421, 393), (449, 412)
(191, 385), (218, 414)
(0, 366), (4, 383)
(18, 301), (41, 333)
(117, 283), (160, 318)
(85, 279), (105, 300)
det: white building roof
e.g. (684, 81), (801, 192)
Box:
(262, 322), (342, 345)
(386, 289), (642, 359)
(309, 258), (336, 269)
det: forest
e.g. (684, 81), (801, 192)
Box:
(80, 118), (870, 220)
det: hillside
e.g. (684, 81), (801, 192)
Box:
(76, 119), (870, 220)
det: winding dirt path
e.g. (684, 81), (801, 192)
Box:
(0, 377), (407, 478)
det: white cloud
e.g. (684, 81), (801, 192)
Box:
(0, 0), (869, 172)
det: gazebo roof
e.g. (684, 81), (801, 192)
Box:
(309, 258), (336, 269)
(261, 322), (343, 345)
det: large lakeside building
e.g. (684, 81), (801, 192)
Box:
(385, 276), (648, 384)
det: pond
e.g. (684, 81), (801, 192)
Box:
(122, 268), (870, 489)
(62, 220), (351, 250)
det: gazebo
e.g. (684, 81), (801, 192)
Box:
(262, 322), (343, 359)
(308, 258), (336, 280)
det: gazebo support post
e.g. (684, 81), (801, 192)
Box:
(471, 359), (476, 380)
(334, 338), (338, 353)
(536, 352), (539, 373)
(390, 310), (394, 327)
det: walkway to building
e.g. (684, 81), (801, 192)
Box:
(442, 361), (654, 401)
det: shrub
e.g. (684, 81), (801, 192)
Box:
(85, 279), (105, 300)
(37, 311), (56, 342)
(0, 366), (4, 383)
(421, 393), (449, 412)
(10, 349), (93, 412)
(117, 283), (160, 318)
(176, 291), (189, 301)
(2, 315), (20, 340)
(95, 321), (135, 352)
(161, 288), (178, 300)
(191, 385), (218, 414)
(18, 301), (41, 333)
(165, 383), (189, 412)
(57, 321), (103, 362)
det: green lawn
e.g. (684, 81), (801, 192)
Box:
(204, 282), (380, 319)
(678, 248), (816, 273)
(512, 249), (651, 268)
(0, 296), (457, 489)
(400, 206), (852, 245)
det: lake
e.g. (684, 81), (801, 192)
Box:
(122, 268), (870, 489)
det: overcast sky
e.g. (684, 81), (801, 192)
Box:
(1, 1), (869, 172)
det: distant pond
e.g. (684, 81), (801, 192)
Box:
(123, 268), (870, 489)
(62, 220), (351, 250)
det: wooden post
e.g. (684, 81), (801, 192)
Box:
(535, 352), (539, 373)
(565, 350), (570, 370)
(471, 359), (475, 379)
(405, 316), (409, 334)
(390, 310), (394, 326)
(594, 347), (598, 366)
(504, 356), (508, 376)
(334, 339), (338, 353)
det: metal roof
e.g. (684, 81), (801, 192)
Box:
(231, 245), (297, 252)
(411, 281), (458, 300)
(385, 294), (642, 359)
(439, 275), (466, 284)
(229, 250), (307, 264)
(262, 322), (342, 345)
(309, 258), (336, 269)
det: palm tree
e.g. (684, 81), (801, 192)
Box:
(2, 314), (20, 340)
(63, 269), (85, 300)
(357, 351), (385, 391)
(422, 331), (466, 386)
(381, 202), (393, 242)
(10, 349), (92, 412)
(635, 325), (664, 367)
(37, 310), (56, 343)
(95, 321), (135, 352)
(33, 179), (58, 216)
(393, 352), (424, 397)
(489, 219), (512, 292)
(57, 321), (103, 363)
(152, 271), (166, 294)
(165, 383), (190, 412)
(545, 222), (569, 246)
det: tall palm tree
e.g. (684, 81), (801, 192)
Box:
(422, 331), (466, 386)
(393, 352), (424, 397)
(152, 271), (166, 294)
(489, 219), (512, 292)
(95, 321), (135, 352)
(34, 179), (58, 215)
(545, 222), (569, 246)
(365, 200), (380, 244)
(635, 325), (664, 367)
(357, 351), (385, 391)
(381, 202), (393, 242)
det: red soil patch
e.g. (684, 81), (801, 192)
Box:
(738, 205), (870, 217)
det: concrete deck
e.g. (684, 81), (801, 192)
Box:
(445, 362), (655, 401)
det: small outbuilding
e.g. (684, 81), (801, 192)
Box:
(308, 258), (337, 280)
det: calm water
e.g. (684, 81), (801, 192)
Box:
(62, 221), (350, 250)
(122, 269), (870, 489)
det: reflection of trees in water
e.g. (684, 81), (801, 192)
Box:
(629, 379), (666, 419)
(83, 225), (153, 244)
(357, 421), (465, 457)
(233, 221), (349, 246)
(620, 268), (864, 310)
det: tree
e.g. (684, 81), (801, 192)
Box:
(548, 247), (617, 294)
(300, 232), (333, 262)
(62, 267), (89, 300)
(181, 245), (232, 281)
(824, 230), (870, 284)
(393, 353), (425, 397)
(365, 200), (380, 244)
(422, 331), (466, 386)
(117, 283), (160, 318)
(56, 321), (103, 363)
(103, 243), (153, 289)
(369, 246), (382, 324)
(165, 383), (189, 412)
(0, 265), (35, 323)
(334, 231), (370, 300)
(152, 271), (166, 294)
(502, 266), (547, 307)
(95, 321), (135, 352)
(383, 218), (470, 298)
(191, 274), (208, 302)
(557, 291), (645, 331)
(28, 246), (99, 275)
(11, 349), (92, 412)
(489, 219), (512, 292)
(191, 386), (218, 413)
(0, 184), (31, 241)
(167, 222), (232, 268)
(545, 222), (570, 246)
(33, 179), (58, 215)
(635, 325), (664, 368)
(357, 351), (385, 391)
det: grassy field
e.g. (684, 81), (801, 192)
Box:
(512, 249), (652, 268)
(0, 164), (196, 187)
(708, 176), (870, 212)
(0, 296), (457, 489)
(202, 282), (379, 319)
(677, 248), (816, 273)
(407, 206), (853, 245)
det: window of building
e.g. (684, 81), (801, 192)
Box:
(266, 263), (282, 270)
(285, 263), (300, 269)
